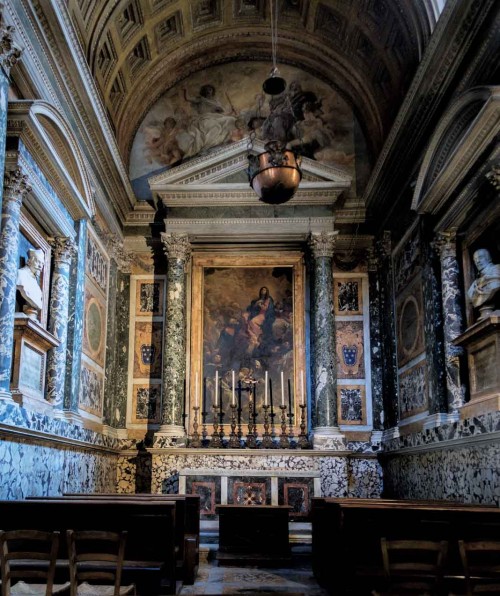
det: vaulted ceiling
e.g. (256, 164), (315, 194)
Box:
(67, 0), (438, 168)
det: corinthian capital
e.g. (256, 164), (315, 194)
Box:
(308, 231), (337, 258)
(0, 15), (22, 73)
(3, 168), (30, 205)
(433, 230), (457, 260)
(50, 237), (76, 264)
(161, 232), (191, 261)
(486, 164), (500, 191)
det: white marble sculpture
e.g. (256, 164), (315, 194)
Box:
(467, 248), (500, 317)
(17, 248), (44, 314)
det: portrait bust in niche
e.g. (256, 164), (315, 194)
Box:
(467, 248), (500, 319)
(16, 248), (44, 318)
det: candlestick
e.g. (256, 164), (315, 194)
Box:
(281, 371), (285, 406)
(278, 404), (289, 448)
(210, 404), (222, 447)
(298, 403), (310, 448)
(232, 370), (236, 406)
(202, 377), (207, 422)
(215, 370), (219, 406)
(288, 378), (292, 413)
(246, 395), (257, 449)
(301, 370), (305, 406)
(269, 378), (274, 413)
(195, 372), (199, 408)
(265, 371), (268, 406)
(228, 403), (240, 448)
(190, 406), (201, 448)
(261, 405), (273, 448)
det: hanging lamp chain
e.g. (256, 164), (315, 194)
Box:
(270, 0), (279, 74)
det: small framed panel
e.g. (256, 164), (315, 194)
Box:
(131, 383), (161, 423)
(336, 321), (365, 378)
(338, 385), (367, 425)
(83, 284), (106, 366)
(398, 360), (428, 419)
(396, 273), (425, 367)
(334, 278), (363, 315)
(279, 478), (314, 520)
(133, 321), (163, 378)
(135, 279), (164, 316)
(228, 476), (271, 505)
(186, 477), (221, 520)
(78, 362), (104, 417)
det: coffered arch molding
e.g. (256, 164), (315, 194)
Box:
(115, 32), (384, 167)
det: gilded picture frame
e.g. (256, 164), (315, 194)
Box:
(190, 253), (306, 433)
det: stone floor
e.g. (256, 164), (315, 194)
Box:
(179, 548), (329, 595)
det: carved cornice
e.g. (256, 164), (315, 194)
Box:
(161, 232), (192, 262)
(50, 236), (76, 264)
(3, 168), (31, 204)
(308, 231), (338, 258)
(0, 9), (21, 73)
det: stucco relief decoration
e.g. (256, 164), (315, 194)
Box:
(133, 322), (163, 378)
(334, 278), (362, 315)
(86, 236), (108, 292)
(335, 321), (364, 378)
(393, 226), (421, 295)
(129, 63), (368, 200)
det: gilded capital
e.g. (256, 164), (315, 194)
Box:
(50, 237), (76, 264)
(0, 16), (21, 73)
(3, 168), (30, 205)
(433, 230), (457, 260)
(308, 231), (337, 258)
(161, 232), (192, 262)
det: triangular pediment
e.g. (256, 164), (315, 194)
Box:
(148, 138), (352, 207)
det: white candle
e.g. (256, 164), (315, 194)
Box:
(281, 371), (285, 406)
(215, 370), (219, 406)
(300, 370), (305, 406)
(195, 372), (199, 408)
(264, 371), (268, 406)
(232, 370), (235, 406)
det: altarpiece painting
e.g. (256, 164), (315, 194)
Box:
(190, 254), (305, 432)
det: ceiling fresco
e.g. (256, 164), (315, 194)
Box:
(129, 62), (369, 200)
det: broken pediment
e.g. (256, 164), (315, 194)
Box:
(148, 139), (352, 207)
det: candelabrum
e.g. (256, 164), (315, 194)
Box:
(189, 406), (202, 448)
(288, 407), (295, 448)
(218, 408), (225, 444)
(201, 409), (208, 446)
(261, 404), (273, 448)
(228, 403), (240, 448)
(278, 405), (289, 448)
(210, 404), (222, 447)
(246, 398), (258, 448)
(297, 403), (310, 448)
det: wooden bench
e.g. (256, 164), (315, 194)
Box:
(60, 493), (200, 584)
(312, 497), (500, 595)
(0, 499), (178, 594)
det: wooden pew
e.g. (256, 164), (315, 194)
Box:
(59, 493), (200, 584)
(312, 497), (500, 595)
(0, 499), (178, 594)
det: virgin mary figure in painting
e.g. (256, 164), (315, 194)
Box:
(243, 286), (276, 358)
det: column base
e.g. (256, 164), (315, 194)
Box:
(370, 430), (383, 451)
(52, 409), (83, 426)
(381, 427), (400, 442)
(0, 389), (14, 402)
(312, 426), (346, 450)
(153, 425), (187, 448)
(423, 411), (459, 430)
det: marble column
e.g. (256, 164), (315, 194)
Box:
(434, 230), (465, 415)
(0, 169), (30, 400)
(367, 247), (384, 444)
(377, 231), (399, 435)
(309, 232), (345, 450)
(0, 16), (22, 215)
(46, 237), (76, 410)
(155, 232), (191, 446)
(64, 219), (87, 419)
(421, 221), (447, 426)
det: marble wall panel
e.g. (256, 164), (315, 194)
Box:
(278, 477), (314, 519)
(338, 385), (366, 425)
(393, 225), (421, 295)
(0, 438), (117, 499)
(135, 279), (164, 316)
(133, 322), (163, 379)
(347, 458), (384, 498)
(83, 283), (106, 367)
(113, 270), (131, 428)
(398, 361), (428, 419)
(187, 479), (219, 518)
(131, 383), (161, 424)
(79, 362), (104, 416)
(336, 321), (365, 378)
(86, 234), (108, 293)
(396, 273), (425, 368)
(229, 477), (271, 505)
(334, 278), (363, 315)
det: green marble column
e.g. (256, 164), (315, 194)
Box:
(154, 232), (191, 447)
(0, 169), (30, 400)
(309, 232), (345, 450)
(46, 237), (76, 410)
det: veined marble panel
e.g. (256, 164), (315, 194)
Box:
(393, 224), (421, 296)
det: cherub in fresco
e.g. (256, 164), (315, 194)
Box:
(142, 116), (184, 166)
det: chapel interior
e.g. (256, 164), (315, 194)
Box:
(0, 0), (499, 594)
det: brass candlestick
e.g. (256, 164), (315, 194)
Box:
(190, 406), (202, 448)
(218, 407), (225, 444)
(278, 404), (289, 448)
(201, 409), (208, 446)
(210, 404), (222, 447)
(228, 403), (240, 448)
(298, 403), (310, 448)
(246, 397), (257, 448)
(288, 407), (295, 448)
(261, 404), (273, 448)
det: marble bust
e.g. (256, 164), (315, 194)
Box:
(467, 248), (500, 314)
(17, 248), (44, 313)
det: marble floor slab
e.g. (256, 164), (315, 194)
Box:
(179, 551), (329, 595)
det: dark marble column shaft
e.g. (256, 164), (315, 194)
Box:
(65, 219), (87, 415)
(0, 18), (22, 215)
(421, 221), (447, 415)
(157, 233), (191, 441)
(103, 258), (118, 427)
(46, 237), (76, 409)
(434, 230), (466, 413)
(0, 169), (30, 398)
(367, 248), (384, 431)
(378, 232), (399, 430)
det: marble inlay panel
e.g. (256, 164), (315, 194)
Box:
(229, 478), (270, 505)
(336, 321), (364, 378)
(132, 383), (161, 423)
(135, 279), (164, 316)
(189, 480), (218, 517)
(134, 321), (163, 379)
(338, 385), (366, 425)
(114, 270), (130, 428)
(86, 233), (108, 293)
(396, 273), (425, 368)
(334, 278), (362, 315)
(393, 225), (421, 295)
(279, 478), (314, 519)
(399, 361), (428, 419)
(83, 282), (106, 367)
(79, 362), (104, 417)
